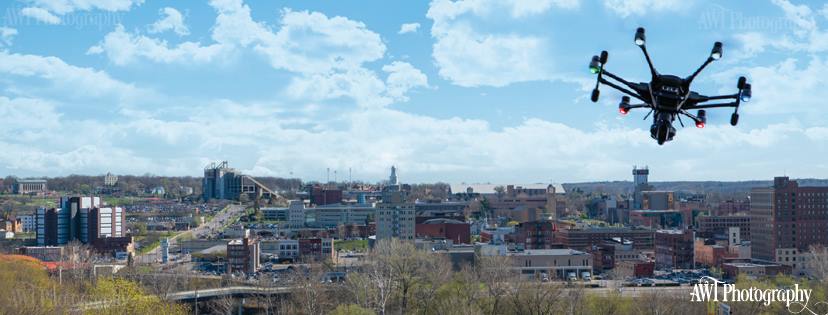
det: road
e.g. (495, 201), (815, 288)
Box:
(161, 283), (692, 301)
(136, 204), (247, 264)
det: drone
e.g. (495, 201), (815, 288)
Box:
(589, 27), (752, 145)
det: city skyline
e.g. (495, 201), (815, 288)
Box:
(2, 0), (828, 183)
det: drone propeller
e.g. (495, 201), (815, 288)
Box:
(590, 51), (609, 102)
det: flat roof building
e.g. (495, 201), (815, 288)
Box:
(14, 179), (47, 195)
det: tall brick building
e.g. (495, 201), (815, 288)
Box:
(751, 177), (828, 275)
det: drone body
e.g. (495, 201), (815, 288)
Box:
(589, 27), (752, 145)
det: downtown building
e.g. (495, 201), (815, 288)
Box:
(227, 233), (260, 274)
(35, 197), (130, 255)
(654, 229), (694, 269)
(375, 191), (415, 241)
(751, 177), (828, 275)
(554, 226), (655, 251)
(202, 161), (275, 201)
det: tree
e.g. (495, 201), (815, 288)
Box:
(806, 245), (828, 281)
(475, 254), (518, 315)
(508, 281), (565, 315)
(87, 278), (188, 315)
(204, 292), (237, 315)
(330, 304), (374, 315)
(288, 266), (332, 315)
(410, 250), (453, 313)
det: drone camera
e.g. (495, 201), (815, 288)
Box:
(710, 42), (723, 60)
(635, 27), (646, 46)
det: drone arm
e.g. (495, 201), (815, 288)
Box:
(701, 93), (739, 101)
(686, 102), (739, 109)
(601, 70), (641, 91)
(639, 45), (658, 79)
(626, 104), (650, 110)
(686, 42), (723, 86)
(599, 77), (648, 103)
(679, 109), (700, 121)
(686, 57), (714, 86)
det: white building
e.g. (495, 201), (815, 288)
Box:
(104, 172), (118, 186)
(481, 248), (593, 280)
(261, 239), (299, 260)
(287, 200), (306, 229)
(314, 203), (376, 228)
(375, 202), (415, 241)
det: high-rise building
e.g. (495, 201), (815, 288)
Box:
(655, 229), (694, 269)
(389, 165), (398, 185)
(36, 197), (125, 246)
(203, 161), (275, 201)
(376, 191), (415, 241)
(632, 166), (652, 209)
(695, 215), (751, 240)
(227, 234), (260, 274)
(287, 200), (306, 229)
(750, 177), (828, 274)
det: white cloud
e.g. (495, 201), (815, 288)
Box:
(88, 25), (225, 65)
(20, 7), (61, 24)
(383, 61), (429, 102)
(92, 4), (385, 74)
(0, 27), (17, 47)
(0, 51), (149, 107)
(511, 0), (580, 17)
(712, 57), (828, 114)
(427, 0), (576, 87)
(20, 0), (144, 23)
(733, 0), (828, 58)
(259, 9), (386, 74)
(89, 2), (417, 108)
(602, 0), (692, 17)
(286, 69), (391, 108)
(398, 22), (420, 34)
(148, 7), (189, 36)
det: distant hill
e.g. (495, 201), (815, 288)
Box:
(563, 179), (828, 196)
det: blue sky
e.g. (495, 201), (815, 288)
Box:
(1, 0), (828, 183)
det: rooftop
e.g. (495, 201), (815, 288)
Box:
(422, 218), (466, 225)
(513, 249), (587, 256)
(17, 179), (47, 183)
(449, 183), (565, 195)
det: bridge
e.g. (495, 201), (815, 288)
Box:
(165, 286), (295, 301)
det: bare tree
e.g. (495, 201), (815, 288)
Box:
(288, 266), (330, 315)
(205, 293), (237, 315)
(508, 281), (565, 315)
(806, 245), (828, 281)
(410, 252), (453, 313)
(372, 239), (426, 314)
(475, 254), (518, 315)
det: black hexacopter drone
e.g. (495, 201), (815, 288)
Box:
(589, 27), (752, 145)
